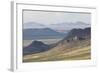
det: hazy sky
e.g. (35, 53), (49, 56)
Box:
(23, 10), (91, 24)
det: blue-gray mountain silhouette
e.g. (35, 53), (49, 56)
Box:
(23, 41), (50, 55)
(23, 28), (66, 40)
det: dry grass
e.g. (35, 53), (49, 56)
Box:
(23, 39), (91, 62)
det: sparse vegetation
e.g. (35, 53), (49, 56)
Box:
(23, 38), (91, 62)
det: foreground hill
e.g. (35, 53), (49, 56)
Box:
(23, 38), (90, 62)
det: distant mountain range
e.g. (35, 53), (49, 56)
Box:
(23, 28), (66, 40)
(23, 27), (91, 56)
(23, 22), (46, 29)
(23, 21), (90, 30)
(23, 21), (90, 40)
(48, 21), (90, 30)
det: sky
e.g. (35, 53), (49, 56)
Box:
(23, 10), (91, 30)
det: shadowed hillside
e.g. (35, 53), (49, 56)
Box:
(23, 41), (51, 55)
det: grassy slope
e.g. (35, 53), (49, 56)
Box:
(23, 39), (91, 62)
